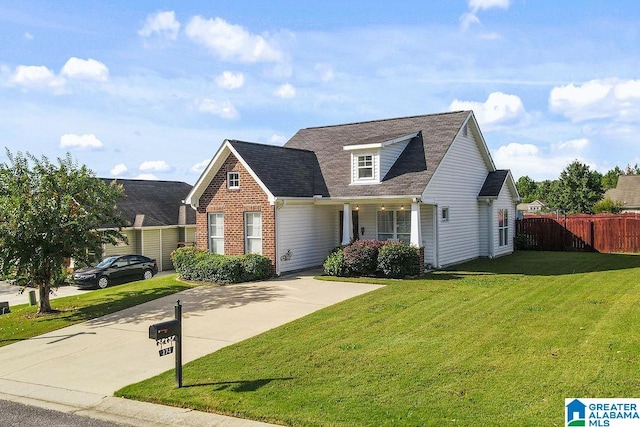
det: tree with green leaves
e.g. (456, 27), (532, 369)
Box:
(592, 198), (625, 214)
(601, 166), (623, 190)
(547, 160), (603, 214)
(0, 150), (126, 313)
(516, 175), (539, 203)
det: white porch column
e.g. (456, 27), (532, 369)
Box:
(342, 203), (353, 245)
(410, 202), (422, 247)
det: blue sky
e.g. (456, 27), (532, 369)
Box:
(1, 0), (639, 184)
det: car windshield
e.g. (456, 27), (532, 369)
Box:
(96, 256), (119, 268)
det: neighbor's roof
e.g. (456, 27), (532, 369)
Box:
(101, 178), (196, 227)
(284, 110), (473, 197)
(604, 175), (640, 208)
(228, 140), (328, 197)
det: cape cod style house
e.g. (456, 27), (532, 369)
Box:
(185, 111), (520, 275)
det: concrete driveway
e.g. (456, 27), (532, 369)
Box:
(0, 272), (382, 426)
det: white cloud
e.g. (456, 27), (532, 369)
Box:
(134, 173), (159, 180)
(197, 98), (239, 119)
(185, 16), (283, 63)
(461, 0), (512, 31)
(61, 57), (109, 82)
(11, 65), (65, 91)
(449, 92), (527, 129)
(315, 63), (335, 82)
(552, 138), (589, 151)
(468, 0), (511, 11)
(215, 71), (244, 89)
(24, 32), (33, 40)
(269, 134), (286, 144)
(110, 163), (127, 176)
(493, 142), (580, 181)
(550, 78), (640, 122)
(139, 160), (171, 172)
(190, 159), (210, 174)
(274, 83), (296, 99)
(138, 11), (180, 40)
(60, 133), (103, 150)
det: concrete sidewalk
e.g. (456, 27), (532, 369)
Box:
(0, 272), (383, 426)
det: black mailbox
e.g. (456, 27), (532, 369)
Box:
(149, 319), (180, 340)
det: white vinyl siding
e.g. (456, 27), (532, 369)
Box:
(379, 139), (411, 179)
(494, 185), (515, 257)
(276, 204), (338, 273)
(208, 213), (224, 254)
(245, 212), (262, 254)
(422, 127), (491, 267)
(420, 205), (435, 266)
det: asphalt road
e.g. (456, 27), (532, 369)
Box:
(0, 399), (127, 426)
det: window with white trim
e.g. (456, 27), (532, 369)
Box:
(244, 212), (262, 254)
(227, 171), (240, 189)
(498, 209), (509, 246)
(377, 210), (410, 243)
(208, 213), (224, 254)
(357, 154), (373, 179)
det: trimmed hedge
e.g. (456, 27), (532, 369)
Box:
(323, 240), (421, 279)
(171, 247), (272, 284)
(377, 242), (420, 278)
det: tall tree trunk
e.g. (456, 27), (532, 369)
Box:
(37, 283), (52, 313)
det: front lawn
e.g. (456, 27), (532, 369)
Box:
(0, 274), (197, 348)
(116, 252), (640, 426)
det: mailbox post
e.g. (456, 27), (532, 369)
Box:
(149, 300), (183, 388)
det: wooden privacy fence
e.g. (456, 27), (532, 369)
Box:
(516, 214), (640, 253)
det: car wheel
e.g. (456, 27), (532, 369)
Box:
(97, 276), (109, 289)
(143, 269), (153, 280)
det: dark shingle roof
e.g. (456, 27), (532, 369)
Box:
(101, 179), (195, 227)
(478, 170), (510, 198)
(229, 140), (328, 197)
(284, 111), (471, 197)
(604, 175), (640, 208)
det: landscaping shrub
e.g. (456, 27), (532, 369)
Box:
(241, 253), (273, 281)
(171, 246), (272, 284)
(171, 246), (209, 280)
(342, 240), (386, 276)
(323, 246), (348, 277)
(377, 242), (420, 278)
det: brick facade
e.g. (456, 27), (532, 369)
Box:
(195, 154), (276, 267)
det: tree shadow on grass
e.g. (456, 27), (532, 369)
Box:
(445, 251), (640, 276)
(183, 377), (294, 392)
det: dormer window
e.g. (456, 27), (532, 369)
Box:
(344, 131), (419, 185)
(357, 155), (373, 179)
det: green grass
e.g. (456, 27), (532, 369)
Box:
(0, 274), (197, 347)
(116, 252), (640, 426)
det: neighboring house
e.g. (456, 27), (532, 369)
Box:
(185, 110), (520, 275)
(100, 179), (196, 271)
(603, 175), (640, 212)
(517, 199), (546, 216)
